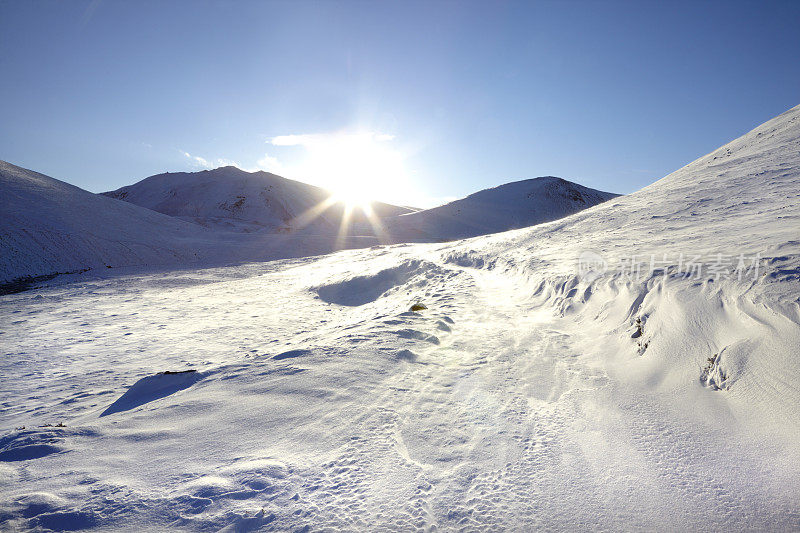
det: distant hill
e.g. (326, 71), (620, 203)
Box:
(380, 176), (618, 242)
(0, 162), (387, 289)
(103, 166), (415, 233)
(1, 162), (618, 290)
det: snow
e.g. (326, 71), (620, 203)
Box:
(99, 371), (205, 417)
(102, 166), (413, 233)
(381, 176), (618, 241)
(1, 163), (610, 291)
(0, 161), (209, 286)
(0, 104), (799, 530)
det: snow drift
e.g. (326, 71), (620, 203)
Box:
(439, 103), (800, 430)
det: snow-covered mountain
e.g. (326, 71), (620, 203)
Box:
(0, 160), (210, 289)
(1, 106), (799, 530)
(103, 166), (414, 233)
(0, 163), (401, 290)
(381, 176), (618, 241)
(1, 163), (615, 290)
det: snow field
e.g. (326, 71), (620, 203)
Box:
(1, 105), (799, 530)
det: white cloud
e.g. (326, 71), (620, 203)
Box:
(181, 151), (247, 170)
(182, 151), (212, 168)
(215, 158), (241, 168)
(256, 153), (283, 173)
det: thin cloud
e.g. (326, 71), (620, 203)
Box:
(181, 151), (246, 170)
(182, 151), (212, 168)
(215, 158), (241, 168)
(256, 154), (283, 173)
(81, 0), (103, 27)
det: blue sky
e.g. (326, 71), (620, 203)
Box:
(1, 0), (799, 207)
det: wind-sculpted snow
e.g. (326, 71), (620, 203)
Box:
(1, 105), (799, 530)
(312, 259), (457, 306)
(100, 370), (205, 416)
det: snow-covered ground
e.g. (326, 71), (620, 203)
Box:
(1, 104), (799, 531)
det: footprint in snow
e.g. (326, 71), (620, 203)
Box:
(435, 320), (452, 332)
(0, 426), (98, 462)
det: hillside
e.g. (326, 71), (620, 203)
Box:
(0, 161), (210, 288)
(103, 166), (414, 233)
(381, 176), (618, 241)
(1, 162), (619, 291)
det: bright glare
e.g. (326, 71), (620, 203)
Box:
(283, 132), (408, 207)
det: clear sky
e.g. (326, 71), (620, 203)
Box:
(1, 0), (799, 207)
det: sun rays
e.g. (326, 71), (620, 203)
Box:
(267, 130), (409, 249)
(288, 194), (392, 252)
(266, 130), (414, 209)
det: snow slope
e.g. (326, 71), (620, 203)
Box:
(0, 161), (211, 287)
(380, 177), (617, 241)
(103, 166), (414, 233)
(1, 105), (799, 531)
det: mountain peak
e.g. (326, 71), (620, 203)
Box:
(382, 176), (618, 242)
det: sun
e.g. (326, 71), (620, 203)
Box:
(331, 186), (375, 210)
(296, 131), (407, 207)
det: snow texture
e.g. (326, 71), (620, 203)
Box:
(0, 104), (799, 530)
